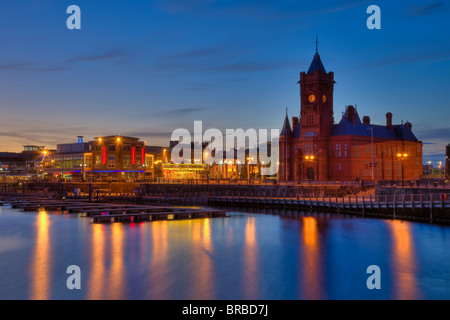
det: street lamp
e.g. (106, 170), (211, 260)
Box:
(368, 126), (375, 183)
(304, 155), (316, 181)
(438, 161), (443, 179)
(39, 149), (50, 180)
(395, 153), (408, 187)
(247, 157), (254, 184)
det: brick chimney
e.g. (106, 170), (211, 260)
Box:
(362, 116), (370, 125)
(386, 112), (393, 129)
(347, 105), (356, 125)
(405, 121), (412, 130)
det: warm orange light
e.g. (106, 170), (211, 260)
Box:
(117, 137), (121, 142)
(397, 153), (402, 158)
(403, 153), (408, 158)
(98, 138), (102, 143)
(43, 150), (48, 155)
(310, 156), (315, 160)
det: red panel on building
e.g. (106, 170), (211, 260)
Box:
(102, 147), (107, 164)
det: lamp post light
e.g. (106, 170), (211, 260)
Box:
(304, 155), (316, 181)
(203, 151), (210, 183)
(367, 126), (375, 183)
(40, 150), (49, 181)
(396, 153), (408, 187)
(438, 161), (443, 178)
(247, 157), (254, 184)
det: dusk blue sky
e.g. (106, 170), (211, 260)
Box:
(0, 0), (449, 164)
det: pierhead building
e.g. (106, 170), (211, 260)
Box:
(279, 47), (423, 183)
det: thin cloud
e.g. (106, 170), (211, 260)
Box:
(29, 66), (71, 72)
(156, 107), (207, 116)
(156, 0), (217, 14)
(160, 45), (227, 60)
(406, 1), (446, 17)
(135, 107), (208, 119)
(0, 62), (69, 73)
(356, 49), (450, 69)
(122, 130), (175, 139)
(66, 49), (126, 63)
(156, 0), (370, 20)
(212, 61), (288, 72)
(415, 127), (450, 140)
(0, 63), (30, 71)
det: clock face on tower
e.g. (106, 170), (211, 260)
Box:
(322, 95), (327, 103)
(308, 94), (316, 103)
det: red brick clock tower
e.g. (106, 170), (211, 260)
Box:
(298, 45), (335, 181)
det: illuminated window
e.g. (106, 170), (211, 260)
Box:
(123, 155), (131, 168)
(85, 156), (92, 168)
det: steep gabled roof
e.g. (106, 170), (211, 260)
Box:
(307, 53), (326, 75)
(280, 112), (292, 136)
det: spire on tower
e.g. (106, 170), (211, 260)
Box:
(315, 34), (318, 54)
(281, 107), (292, 136)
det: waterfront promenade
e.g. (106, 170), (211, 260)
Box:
(1, 185), (449, 224)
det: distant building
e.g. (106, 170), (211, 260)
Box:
(279, 47), (423, 183)
(0, 146), (52, 178)
(43, 137), (91, 180)
(0, 152), (24, 176)
(446, 144), (450, 179)
(42, 136), (154, 181)
(88, 136), (153, 181)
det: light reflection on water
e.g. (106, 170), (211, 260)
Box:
(388, 220), (419, 300)
(1, 206), (450, 299)
(301, 217), (322, 300)
(30, 211), (50, 300)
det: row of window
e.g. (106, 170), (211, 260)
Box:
(45, 156), (153, 169)
(95, 145), (142, 152)
(285, 143), (420, 159)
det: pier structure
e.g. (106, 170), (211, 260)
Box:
(0, 196), (227, 224)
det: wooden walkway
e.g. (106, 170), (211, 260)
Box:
(208, 194), (450, 210)
(0, 196), (227, 224)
